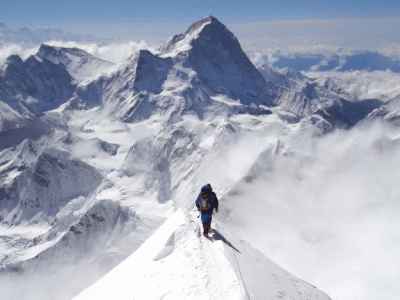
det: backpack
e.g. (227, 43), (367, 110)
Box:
(199, 193), (212, 211)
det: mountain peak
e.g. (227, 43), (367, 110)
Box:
(5, 54), (23, 65)
(37, 44), (92, 59)
(158, 16), (276, 106)
(37, 44), (60, 57)
(159, 16), (233, 57)
(35, 44), (115, 81)
(184, 15), (221, 36)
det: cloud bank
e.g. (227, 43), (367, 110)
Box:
(0, 40), (152, 66)
(0, 262), (107, 300)
(44, 40), (152, 64)
(223, 120), (400, 300)
(306, 70), (400, 101)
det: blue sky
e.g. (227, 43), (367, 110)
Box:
(0, 0), (399, 55)
(1, 0), (400, 35)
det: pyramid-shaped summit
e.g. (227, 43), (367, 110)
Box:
(160, 16), (236, 55)
(67, 16), (278, 121)
(185, 16), (223, 36)
(160, 16), (277, 106)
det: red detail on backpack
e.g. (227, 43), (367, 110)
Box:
(199, 193), (211, 211)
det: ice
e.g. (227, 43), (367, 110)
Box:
(73, 210), (330, 300)
(2, 15), (399, 300)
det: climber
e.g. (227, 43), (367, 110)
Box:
(195, 183), (219, 236)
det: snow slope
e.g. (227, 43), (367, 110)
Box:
(73, 209), (330, 300)
(66, 16), (278, 124)
(367, 93), (400, 125)
(36, 44), (116, 82)
(61, 15), (382, 132)
(256, 63), (383, 128)
(2, 15), (398, 300)
(0, 53), (75, 117)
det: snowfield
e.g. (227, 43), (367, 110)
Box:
(73, 209), (330, 300)
(1, 15), (400, 300)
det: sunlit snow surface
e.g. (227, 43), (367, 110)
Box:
(0, 106), (333, 300)
(2, 83), (400, 300)
(1, 16), (400, 300)
(67, 109), (400, 300)
(73, 209), (329, 300)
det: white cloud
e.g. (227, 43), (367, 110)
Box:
(0, 40), (155, 67)
(306, 70), (400, 100)
(0, 43), (39, 66)
(44, 40), (153, 64)
(0, 262), (106, 300)
(224, 119), (400, 300)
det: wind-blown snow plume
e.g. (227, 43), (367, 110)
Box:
(0, 40), (150, 67)
(220, 120), (400, 300)
(1, 15), (400, 300)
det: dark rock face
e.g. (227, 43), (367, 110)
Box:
(2, 54), (75, 116)
(367, 94), (400, 125)
(132, 50), (173, 94)
(36, 44), (100, 66)
(0, 16), (380, 132)
(36, 44), (115, 80)
(162, 16), (277, 107)
(64, 16), (381, 129)
(317, 99), (383, 128)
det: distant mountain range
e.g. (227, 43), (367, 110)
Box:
(0, 22), (107, 43)
(2, 22), (400, 74)
(1, 16), (399, 300)
(264, 51), (400, 72)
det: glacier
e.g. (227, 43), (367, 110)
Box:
(1, 15), (399, 300)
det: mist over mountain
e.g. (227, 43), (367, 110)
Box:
(2, 20), (400, 75)
(261, 51), (400, 73)
(0, 22), (107, 44)
(0, 16), (399, 300)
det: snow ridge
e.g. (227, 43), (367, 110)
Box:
(36, 44), (115, 81)
(3, 15), (396, 300)
(73, 210), (331, 300)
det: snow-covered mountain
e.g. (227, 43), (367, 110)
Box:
(0, 53), (75, 116)
(256, 63), (383, 128)
(36, 44), (116, 81)
(257, 63), (307, 90)
(64, 16), (384, 131)
(0, 48), (77, 151)
(159, 16), (277, 106)
(2, 15), (398, 300)
(0, 101), (47, 151)
(0, 43), (118, 151)
(66, 16), (278, 123)
(73, 210), (330, 300)
(367, 93), (400, 125)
